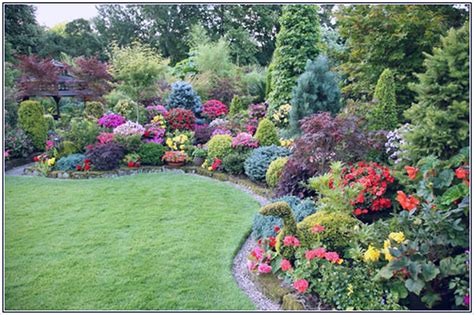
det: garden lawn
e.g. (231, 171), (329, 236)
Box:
(5, 173), (259, 310)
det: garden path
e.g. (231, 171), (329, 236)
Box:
(4, 163), (34, 176)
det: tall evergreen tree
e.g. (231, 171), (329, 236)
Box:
(267, 5), (320, 112)
(403, 22), (469, 161)
(368, 68), (398, 131)
(289, 55), (341, 136)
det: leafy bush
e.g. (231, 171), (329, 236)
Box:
(165, 108), (196, 131)
(289, 56), (341, 136)
(229, 95), (245, 116)
(54, 154), (87, 171)
(403, 22), (469, 161)
(63, 118), (101, 152)
(367, 68), (398, 131)
(113, 99), (147, 124)
(222, 152), (250, 175)
(248, 102), (267, 120)
(167, 81), (202, 114)
(266, 157), (289, 187)
(137, 143), (166, 165)
(251, 195), (316, 240)
(84, 101), (105, 119)
(5, 128), (34, 158)
(114, 134), (143, 154)
(193, 124), (214, 145)
(276, 113), (382, 198)
(244, 145), (290, 182)
(202, 100), (228, 120)
(207, 134), (233, 160)
(208, 76), (244, 105)
(86, 142), (125, 170)
(17, 100), (48, 150)
(255, 118), (279, 146)
(44, 114), (55, 131)
(58, 140), (79, 158)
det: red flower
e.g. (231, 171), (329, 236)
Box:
(311, 224), (325, 234)
(305, 247), (326, 260)
(324, 251), (340, 263)
(396, 191), (419, 211)
(455, 167), (469, 180)
(283, 235), (300, 247)
(404, 166), (419, 180)
(293, 279), (309, 294)
(76, 165), (82, 171)
(84, 164), (91, 171)
(268, 236), (276, 247)
(33, 156), (40, 162)
(128, 161), (135, 168)
(281, 259), (292, 271)
(84, 159), (91, 164)
(211, 158), (222, 171)
(274, 226), (280, 233)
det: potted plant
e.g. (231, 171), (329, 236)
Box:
(192, 147), (207, 166)
(162, 151), (188, 167)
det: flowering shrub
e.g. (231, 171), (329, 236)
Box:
(341, 162), (396, 217)
(123, 153), (141, 168)
(209, 118), (228, 128)
(248, 102), (267, 120)
(75, 158), (92, 171)
(211, 127), (232, 137)
(165, 132), (192, 152)
(5, 128), (34, 158)
(384, 124), (412, 164)
(97, 132), (115, 144)
(165, 108), (196, 131)
(231, 132), (259, 150)
(113, 121), (145, 137)
(272, 103), (291, 128)
(202, 100), (228, 120)
(151, 114), (167, 129)
(146, 105), (168, 119)
(98, 113), (126, 129)
(162, 151), (187, 163)
(33, 152), (56, 176)
(143, 123), (166, 144)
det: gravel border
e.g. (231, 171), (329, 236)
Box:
(4, 162), (35, 176)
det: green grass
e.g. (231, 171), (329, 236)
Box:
(5, 173), (259, 310)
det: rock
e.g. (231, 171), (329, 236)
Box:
(250, 273), (291, 303)
(62, 172), (69, 178)
(282, 294), (305, 310)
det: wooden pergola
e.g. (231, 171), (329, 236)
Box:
(19, 60), (93, 119)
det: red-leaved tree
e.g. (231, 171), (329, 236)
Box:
(70, 56), (112, 100)
(16, 55), (61, 98)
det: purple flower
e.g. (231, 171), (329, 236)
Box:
(211, 128), (232, 137)
(146, 105), (168, 118)
(464, 294), (469, 306)
(98, 114), (126, 129)
(232, 132), (259, 149)
(113, 121), (145, 137)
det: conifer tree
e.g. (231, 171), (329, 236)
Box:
(368, 68), (398, 131)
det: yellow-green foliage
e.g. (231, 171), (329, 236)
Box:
(297, 210), (360, 253)
(18, 100), (48, 150)
(255, 118), (279, 146)
(308, 161), (363, 214)
(58, 141), (79, 158)
(229, 95), (244, 116)
(44, 114), (55, 131)
(207, 135), (233, 160)
(84, 101), (105, 119)
(266, 157), (289, 187)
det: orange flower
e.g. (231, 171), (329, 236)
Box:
(455, 167), (469, 180)
(404, 166), (419, 180)
(396, 191), (419, 211)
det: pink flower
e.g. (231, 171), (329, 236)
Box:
(251, 246), (264, 261)
(247, 260), (257, 271)
(45, 140), (54, 150)
(258, 263), (272, 273)
(293, 279), (309, 293)
(324, 251), (340, 263)
(4, 150), (10, 158)
(283, 235), (301, 247)
(305, 247), (327, 260)
(311, 224), (325, 234)
(281, 259), (292, 271)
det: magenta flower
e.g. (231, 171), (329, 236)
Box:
(324, 251), (340, 263)
(251, 246), (264, 261)
(232, 132), (259, 149)
(283, 235), (301, 247)
(257, 263), (272, 274)
(464, 294), (469, 306)
(281, 259), (292, 271)
(45, 140), (54, 151)
(305, 247), (327, 261)
(98, 113), (126, 129)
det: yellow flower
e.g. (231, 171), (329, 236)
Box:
(383, 239), (394, 262)
(180, 145), (185, 150)
(47, 158), (55, 166)
(389, 232), (405, 244)
(207, 166), (213, 171)
(347, 284), (354, 296)
(337, 258), (344, 265)
(363, 245), (380, 263)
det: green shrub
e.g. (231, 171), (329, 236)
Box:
(252, 195), (316, 240)
(114, 99), (147, 124)
(229, 95), (245, 116)
(54, 154), (87, 171)
(58, 140), (79, 158)
(255, 118), (279, 146)
(44, 114), (55, 131)
(297, 210), (360, 253)
(84, 101), (105, 119)
(18, 100), (48, 150)
(244, 145), (290, 182)
(5, 128), (34, 158)
(207, 134), (233, 160)
(222, 152), (249, 175)
(63, 118), (100, 152)
(114, 134), (143, 154)
(137, 143), (166, 165)
(265, 156), (288, 187)
(367, 68), (398, 131)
